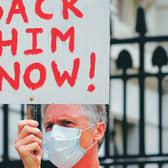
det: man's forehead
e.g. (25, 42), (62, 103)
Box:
(45, 104), (87, 120)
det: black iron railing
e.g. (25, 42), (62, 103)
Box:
(101, 6), (168, 168)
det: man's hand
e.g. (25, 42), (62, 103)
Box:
(15, 120), (43, 168)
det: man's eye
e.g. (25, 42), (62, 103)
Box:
(61, 120), (73, 126)
(46, 123), (53, 131)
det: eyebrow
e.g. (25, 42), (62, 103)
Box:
(44, 115), (78, 125)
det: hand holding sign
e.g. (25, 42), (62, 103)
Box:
(15, 120), (43, 168)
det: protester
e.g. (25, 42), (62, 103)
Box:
(15, 104), (107, 168)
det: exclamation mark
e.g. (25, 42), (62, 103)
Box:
(87, 52), (96, 92)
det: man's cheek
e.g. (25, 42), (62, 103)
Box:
(79, 131), (94, 150)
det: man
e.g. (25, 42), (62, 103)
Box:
(15, 105), (107, 168)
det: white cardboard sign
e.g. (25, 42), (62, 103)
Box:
(0, 0), (109, 104)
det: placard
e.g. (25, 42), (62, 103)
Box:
(0, 0), (110, 104)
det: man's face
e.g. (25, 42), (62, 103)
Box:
(44, 104), (97, 150)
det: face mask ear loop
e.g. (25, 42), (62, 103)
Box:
(81, 124), (98, 151)
(81, 123), (97, 132)
(86, 140), (98, 151)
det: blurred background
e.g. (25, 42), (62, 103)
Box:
(1, 0), (168, 168)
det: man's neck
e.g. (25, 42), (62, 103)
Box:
(73, 146), (100, 168)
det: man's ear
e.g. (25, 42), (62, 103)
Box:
(94, 122), (106, 142)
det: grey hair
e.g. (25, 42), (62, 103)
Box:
(80, 105), (107, 126)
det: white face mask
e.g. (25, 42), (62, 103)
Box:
(43, 124), (97, 168)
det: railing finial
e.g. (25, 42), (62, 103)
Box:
(116, 50), (133, 70)
(152, 46), (168, 68)
(135, 6), (147, 35)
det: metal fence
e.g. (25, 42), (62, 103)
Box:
(100, 6), (168, 168)
(1, 6), (168, 168)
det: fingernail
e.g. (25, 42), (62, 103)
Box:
(33, 121), (39, 126)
